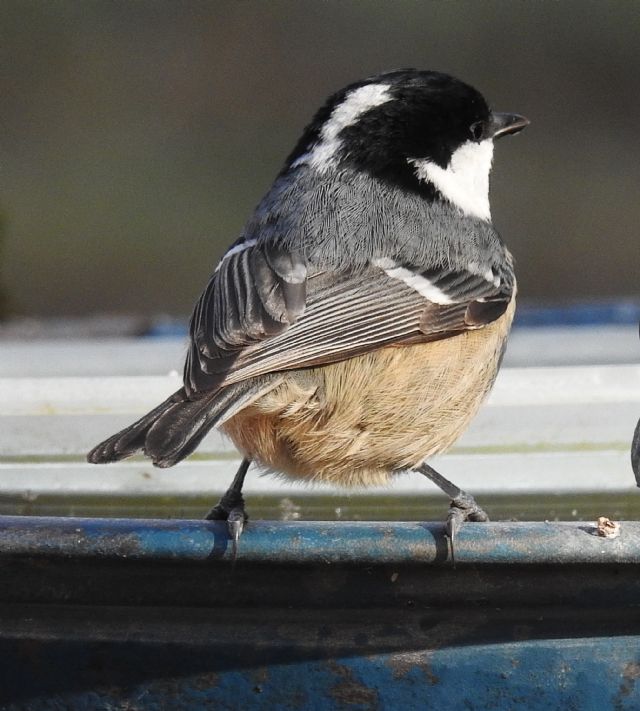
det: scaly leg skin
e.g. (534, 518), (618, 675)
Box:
(415, 463), (490, 565)
(205, 458), (251, 561)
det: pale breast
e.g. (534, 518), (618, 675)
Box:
(222, 298), (515, 487)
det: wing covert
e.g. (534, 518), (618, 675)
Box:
(185, 245), (514, 395)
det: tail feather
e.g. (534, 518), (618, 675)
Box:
(87, 378), (281, 468)
(145, 378), (281, 467)
(87, 388), (188, 463)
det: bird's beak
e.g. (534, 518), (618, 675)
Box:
(490, 112), (530, 139)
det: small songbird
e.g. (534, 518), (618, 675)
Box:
(88, 69), (529, 557)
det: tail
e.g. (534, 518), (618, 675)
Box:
(87, 378), (277, 468)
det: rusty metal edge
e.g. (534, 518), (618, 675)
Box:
(0, 515), (636, 565)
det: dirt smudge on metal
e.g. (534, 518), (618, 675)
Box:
(327, 659), (379, 709)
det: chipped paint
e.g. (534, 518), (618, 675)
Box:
(327, 660), (380, 709)
(4, 644), (638, 709)
(386, 651), (440, 685)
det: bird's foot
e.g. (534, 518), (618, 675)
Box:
(446, 491), (489, 565)
(205, 490), (248, 561)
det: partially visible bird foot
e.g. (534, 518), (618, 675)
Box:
(446, 491), (489, 565)
(205, 492), (248, 561)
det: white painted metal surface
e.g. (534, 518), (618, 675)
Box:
(0, 452), (632, 497)
(1, 355), (638, 497)
(3, 365), (639, 416)
(0, 324), (637, 379)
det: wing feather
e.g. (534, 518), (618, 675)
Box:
(184, 243), (514, 395)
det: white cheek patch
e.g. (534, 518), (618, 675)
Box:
(409, 139), (494, 221)
(293, 84), (393, 172)
(373, 258), (454, 304)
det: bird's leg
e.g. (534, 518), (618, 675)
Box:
(205, 458), (251, 559)
(415, 462), (489, 563)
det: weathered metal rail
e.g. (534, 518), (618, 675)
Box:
(1, 516), (640, 709)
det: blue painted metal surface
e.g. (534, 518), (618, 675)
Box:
(1, 516), (640, 709)
(2, 516), (640, 564)
(513, 299), (640, 327)
(4, 639), (640, 710)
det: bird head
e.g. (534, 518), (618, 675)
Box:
(285, 69), (529, 222)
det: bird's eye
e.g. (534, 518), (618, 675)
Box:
(470, 121), (484, 142)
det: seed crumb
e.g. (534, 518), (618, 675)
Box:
(596, 516), (620, 539)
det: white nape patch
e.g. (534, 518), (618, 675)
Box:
(293, 84), (392, 172)
(409, 139), (494, 221)
(373, 258), (453, 305)
(214, 239), (257, 272)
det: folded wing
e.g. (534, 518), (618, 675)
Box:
(184, 242), (514, 394)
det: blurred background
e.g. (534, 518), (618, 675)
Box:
(1, 0), (639, 323)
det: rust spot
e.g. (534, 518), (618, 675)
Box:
(327, 660), (379, 708)
(424, 665), (439, 686)
(386, 651), (440, 685)
(93, 532), (146, 558)
(618, 662), (640, 698)
(624, 663), (640, 680)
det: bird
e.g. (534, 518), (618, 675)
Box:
(88, 69), (529, 559)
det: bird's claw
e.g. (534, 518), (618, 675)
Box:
(446, 491), (489, 565)
(205, 497), (248, 562)
(227, 507), (246, 561)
